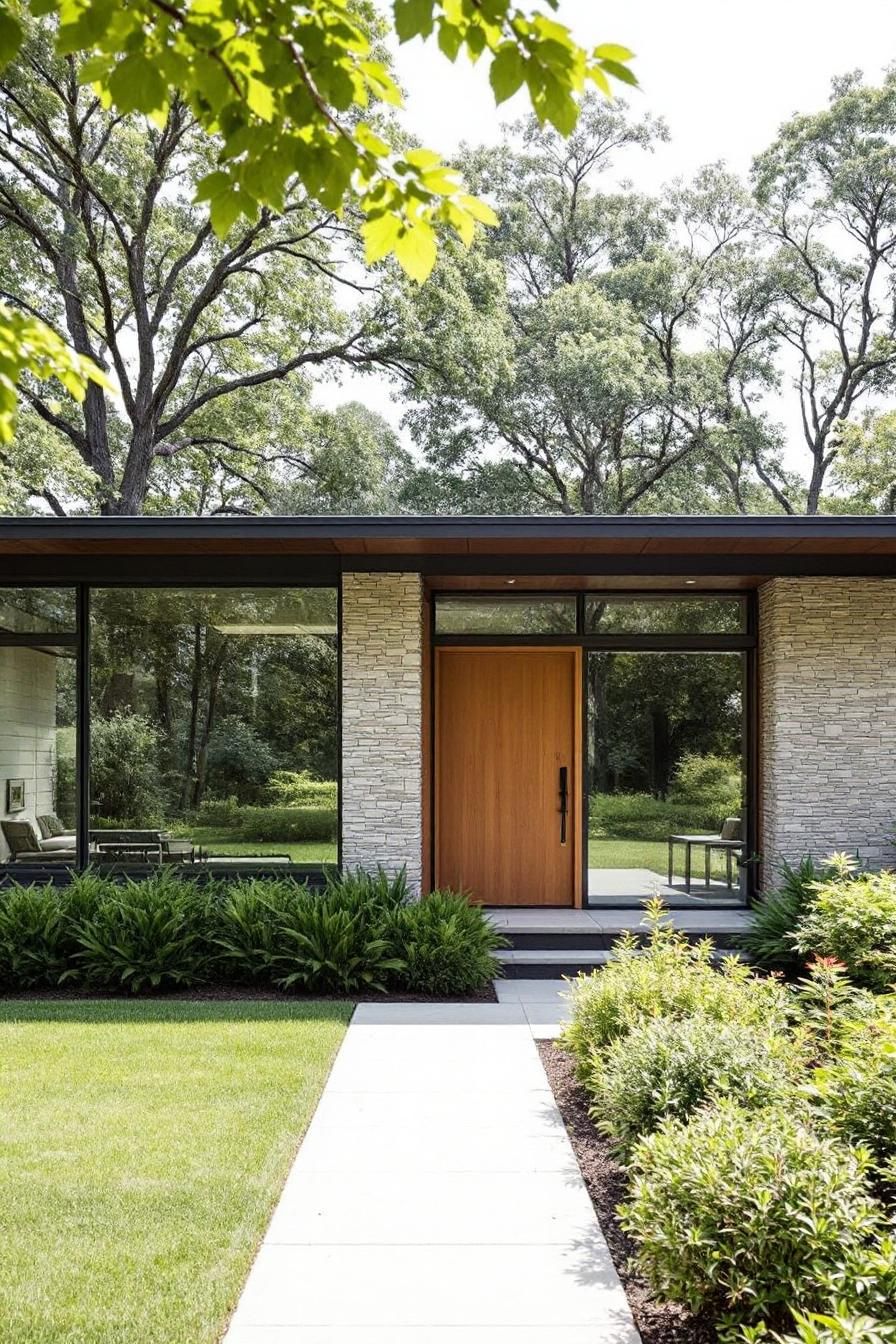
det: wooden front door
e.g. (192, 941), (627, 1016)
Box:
(435, 648), (580, 906)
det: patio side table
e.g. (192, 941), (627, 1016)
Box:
(668, 833), (742, 893)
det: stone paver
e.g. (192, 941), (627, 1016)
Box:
(224, 1001), (639, 1344)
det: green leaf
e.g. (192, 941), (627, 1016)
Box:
(209, 190), (244, 238)
(361, 212), (401, 265)
(107, 52), (168, 117)
(593, 43), (635, 62)
(394, 221), (438, 282)
(0, 10), (22, 69)
(457, 193), (498, 226)
(194, 170), (231, 203)
(489, 44), (524, 105)
(245, 75), (274, 121)
(393, 0), (434, 42)
(599, 58), (638, 88)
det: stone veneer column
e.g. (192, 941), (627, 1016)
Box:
(341, 572), (423, 893)
(759, 578), (896, 874)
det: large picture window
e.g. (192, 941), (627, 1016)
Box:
(0, 588), (78, 868)
(88, 587), (338, 870)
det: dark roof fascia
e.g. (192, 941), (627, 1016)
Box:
(0, 513), (895, 542)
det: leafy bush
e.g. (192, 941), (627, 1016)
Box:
(0, 873), (114, 988)
(386, 890), (505, 995)
(589, 792), (720, 841)
(586, 1015), (802, 1156)
(267, 770), (337, 809)
(794, 863), (896, 991)
(90, 712), (166, 827)
(759, 1309), (896, 1344)
(561, 899), (789, 1071)
(192, 802), (337, 843)
(741, 857), (835, 975)
(204, 716), (277, 803)
(0, 868), (501, 997)
(193, 796), (243, 828)
(808, 1019), (896, 1175)
(70, 873), (211, 992)
(210, 877), (307, 983)
(670, 751), (742, 813)
(620, 1101), (889, 1333)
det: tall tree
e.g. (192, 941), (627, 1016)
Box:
(395, 97), (781, 515)
(752, 70), (896, 513)
(0, 27), (403, 513)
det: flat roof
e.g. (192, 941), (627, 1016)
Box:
(0, 514), (893, 582)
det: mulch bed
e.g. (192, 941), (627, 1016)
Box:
(538, 1040), (716, 1344)
(0, 982), (499, 1003)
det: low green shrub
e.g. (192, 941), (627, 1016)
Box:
(386, 890), (506, 995)
(589, 792), (721, 841)
(69, 873), (212, 991)
(194, 796), (243, 828)
(754, 1306), (896, 1343)
(794, 862), (896, 991)
(740, 857), (834, 975)
(561, 899), (789, 1071)
(192, 800), (337, 842)
(670, 751), (742, 813)
(808, 1019), (896, 1177)
(272, 896), (404, 994)
(267, 770), (337, 808)
(0, 873), (115, 988)
(210, 877), (308, 983)
(620, 1101), (889, 1333)
(586, 1015), (802, 1156)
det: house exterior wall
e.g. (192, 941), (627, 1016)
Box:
(0, 646), (57, 859)
(759, 578), (896, 876)
(341, 572), (423, 892)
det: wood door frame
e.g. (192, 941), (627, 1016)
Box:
(433, 645), (583, 908)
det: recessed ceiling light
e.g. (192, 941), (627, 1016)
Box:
(685, 580), (696, 586)
(506, 578), (516, 585)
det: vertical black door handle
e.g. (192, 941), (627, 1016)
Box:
(558, 766), (568, 844)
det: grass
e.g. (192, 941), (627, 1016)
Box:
(186, 828), (337, 864)
(0, 999), (350, 1344)
(589, 838), (737, 882)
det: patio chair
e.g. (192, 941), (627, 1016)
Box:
(1, 819), (75, 862)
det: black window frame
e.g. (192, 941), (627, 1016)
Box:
(0, 579), (342, 882)
(431, 588), (758, 905)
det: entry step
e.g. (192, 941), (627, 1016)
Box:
(498, 946), (746, 979)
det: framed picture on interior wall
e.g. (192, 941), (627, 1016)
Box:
(6, 779), (25, 813)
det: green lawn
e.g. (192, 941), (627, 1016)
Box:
(186, 828), (337, 864)
(0, 1000), (350, 1344)
(589, 838), (737, 881)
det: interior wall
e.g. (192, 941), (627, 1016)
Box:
(0, 646), (57, 859)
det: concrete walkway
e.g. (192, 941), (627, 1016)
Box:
(224, 990), (638, 1343)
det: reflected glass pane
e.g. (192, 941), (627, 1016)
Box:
(586, 651), (745, 903)
(435, 597), (576, 634)
(584, 598), (744, 634)
(89, 587), (338, 870)
(0, 587), (76, 634)
(0, 646), (77, 866)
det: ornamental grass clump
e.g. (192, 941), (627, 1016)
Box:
(586, 1015), (803, 1157)
(561, 897), (789, 1072)
(620, 1100), (893, 1336)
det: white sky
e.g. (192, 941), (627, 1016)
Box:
(315, 0), (896, 455)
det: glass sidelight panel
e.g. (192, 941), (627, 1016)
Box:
(89, 588), (338, 869)
(586, 651), (746, 904)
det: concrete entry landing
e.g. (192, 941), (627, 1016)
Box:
(587, 867), (743, 908)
